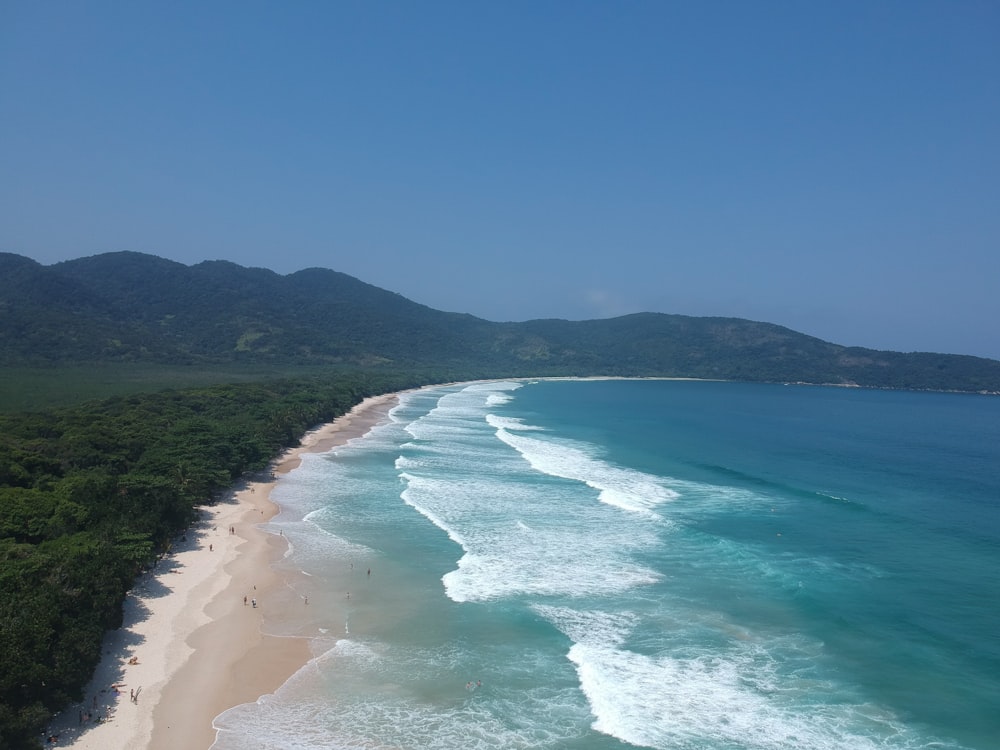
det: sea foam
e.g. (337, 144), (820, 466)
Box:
(493, 423), (679, 515)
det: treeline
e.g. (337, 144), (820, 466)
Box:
(0, 371), (424, 749)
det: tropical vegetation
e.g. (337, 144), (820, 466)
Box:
(0, 373), (424, 749)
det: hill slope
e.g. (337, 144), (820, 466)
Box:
(1, 251), (998, 392)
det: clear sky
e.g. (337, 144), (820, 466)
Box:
(2, 2), (998, 359)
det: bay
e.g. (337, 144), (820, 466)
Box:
(213, 379), (1000, 750)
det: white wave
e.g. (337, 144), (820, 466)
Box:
(401, 470), (663, 602)
(495, 428), (679, 515)
(399, 479), (467, 548)
(484, 413), (545, 431)
(394, 383), (668, 604)
(531, 605), (637, 647)
(569, 640), (929, 750)
(212, 629), (590, 750)
(269, 516), (373, 575)
(442, 549), (660, 603)
(321, 637), (383, 665)
(398, 457), (664, 601)
(531, 605), (937, 750)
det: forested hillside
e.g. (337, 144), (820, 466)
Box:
(2, 251), (998, 393)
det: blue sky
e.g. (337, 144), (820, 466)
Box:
(2, 2), (998, 359)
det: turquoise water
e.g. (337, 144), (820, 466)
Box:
(212, 379), (1000, 749)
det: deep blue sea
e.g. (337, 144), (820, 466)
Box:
(212, 379), (1000, 750)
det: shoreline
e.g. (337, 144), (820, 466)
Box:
(45, 377), (709, 748)
(38, 377), (995, 748)
(47, 393), (400, 750)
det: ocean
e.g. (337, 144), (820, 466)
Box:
(211, 379), (1000, 750)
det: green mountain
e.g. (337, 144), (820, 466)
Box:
(2, 251), (998, 392)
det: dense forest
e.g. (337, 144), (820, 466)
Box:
(0, 372), (426, 749)
(2, 251), (999, 393)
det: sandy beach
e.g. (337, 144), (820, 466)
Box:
(45, 393), (399, 750)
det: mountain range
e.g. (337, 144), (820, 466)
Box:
(2, 251), (998, 393)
